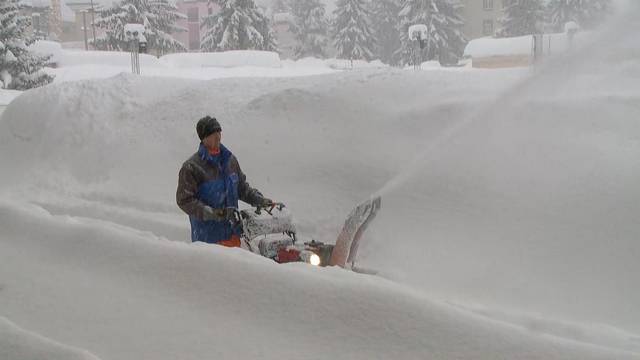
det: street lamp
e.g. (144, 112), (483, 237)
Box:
(124, 23), (147, 74)
(408, 24), (429, 69)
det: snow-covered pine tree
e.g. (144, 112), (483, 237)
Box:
(332, 0), (376, 61)
(289, 0), (329, 59)
(397, 0), (466, 66)
(93, 0), (187, 54)
(201, 0), (277, 52)
(547, 0), (611, 32)
(370, 0), (402, 65)
(0, 0), (53, 90)
(497, 0), (544, 37)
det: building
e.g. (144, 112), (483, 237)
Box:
(272, 12), (295, 59)
(65, 0), (103, 49)
(20, 0), (77, 42)
(461, 0), (507, 40)
(175, 0), (219, 51)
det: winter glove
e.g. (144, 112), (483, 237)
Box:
(202, 206), (235, 222)
(257, 198), (275, 208)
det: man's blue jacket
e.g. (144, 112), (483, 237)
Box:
(176, 143), (265, 243)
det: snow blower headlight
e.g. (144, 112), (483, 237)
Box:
(309, 253), (321, 266)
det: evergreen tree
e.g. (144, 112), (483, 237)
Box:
(397, 0), (466, 66)
(0, 0), (53, 90)
(547, 0), (611, 32)
(289, 0), (329, 59)
(93, 0), (187, 55)
(332, 0), (376, 61)
(370, 0), (402, 65)
(201, 0), (277, 52)
(497, 0), (544, 37)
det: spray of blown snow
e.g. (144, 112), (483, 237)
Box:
(360, 0), (640, 350)
(376, 0), (635, 199)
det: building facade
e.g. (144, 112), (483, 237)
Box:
(461, 0), (507, 40)
(65, 1), (103, 48)
(175, 0), (219, 51)
(272, 12), (295, 59)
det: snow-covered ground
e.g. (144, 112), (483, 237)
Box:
(1, 7), (639, 360)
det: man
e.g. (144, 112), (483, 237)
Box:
(177, 116), (273, 247)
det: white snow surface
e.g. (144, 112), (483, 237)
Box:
(0, 317), (101, 360)
(0, 89), (21, 106)
(1, 8), (640, 360)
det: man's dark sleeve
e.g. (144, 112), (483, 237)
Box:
(176, 163), (208, 220)
(234, 158), (266, 207)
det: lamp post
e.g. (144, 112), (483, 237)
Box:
(408, 24), (429, 70)
(124, 24), (147, 75)
(90, 0), (97, 46)
(82, 10), (88, 50)
(564, 21), (579, 50)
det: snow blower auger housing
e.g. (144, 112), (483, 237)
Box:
(233, 203), (335, 267)
(232, 196), (382, 268)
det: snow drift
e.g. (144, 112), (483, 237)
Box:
(0, 201), (636, 360)
(1, 4), (639, 359)
(0, 317), (101, 360)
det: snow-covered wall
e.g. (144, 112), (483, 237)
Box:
(464, 31), (592, 58)
(160, 50), (282, 68)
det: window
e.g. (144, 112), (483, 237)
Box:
(483, 19), (494, 36)
(188, 23), (200, 50)
(187, 7), (198, 22)
(32, 13), (41, 31)
(483, 0), (494, 10)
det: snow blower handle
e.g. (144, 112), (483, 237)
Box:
(255, 202), (285, 215)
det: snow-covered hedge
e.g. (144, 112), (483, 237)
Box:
(28, 41), (162, 67)
(57, 50), (162, 68)
(159, 51), (282, 68)
(464, 35), (533, 58)
(282, 57), (387, 70)
(28, 40), (64, 65)
(464, 31), (592, 58)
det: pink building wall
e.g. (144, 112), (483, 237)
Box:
(175, 0), (219, 51)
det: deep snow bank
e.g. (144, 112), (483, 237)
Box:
(0, 89), (22, 106)
(1, 8), (639, 356)
(0, 200), (636, 360)
(0, 68), (522, 244)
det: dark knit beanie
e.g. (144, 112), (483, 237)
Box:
(196, 116), (222, 140)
